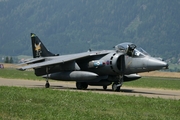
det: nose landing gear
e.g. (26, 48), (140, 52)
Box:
(112, 75), (123, 92)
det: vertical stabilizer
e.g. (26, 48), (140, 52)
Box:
(31, 33), (55, 58)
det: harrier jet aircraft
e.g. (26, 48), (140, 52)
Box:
(18, 33), (168, 91)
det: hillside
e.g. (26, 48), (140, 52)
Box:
(0, 0), (180, 61)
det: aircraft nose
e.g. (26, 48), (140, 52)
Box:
(147, 57), (168, 70)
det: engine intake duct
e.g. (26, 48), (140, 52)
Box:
(88, 60), (105, 68)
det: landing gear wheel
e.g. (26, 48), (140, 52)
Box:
(76, 82), (88, 90)
(112, 83), (120, 92)
(76, 82), (82, 89)
(103, 86), (107, 90)
(45, 82), (50, 88)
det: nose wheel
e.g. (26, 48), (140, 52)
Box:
(112, 82), (121, 91)
(112, 75), (123, 92)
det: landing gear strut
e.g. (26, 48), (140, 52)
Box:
(45, 67), (50, 88)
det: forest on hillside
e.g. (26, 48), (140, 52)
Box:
(0, 0), (180, 62)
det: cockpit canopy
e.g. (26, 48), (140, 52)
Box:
(114, 42), (150, 57)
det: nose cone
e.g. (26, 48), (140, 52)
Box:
(147, 57), (168, 71)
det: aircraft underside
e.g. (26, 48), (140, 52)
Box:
(44, 79), (123, 91)
(43, 73), (140, 91)
(75, 80), (122, 91)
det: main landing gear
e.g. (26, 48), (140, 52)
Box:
(103, 85), (107, 90)
(76, 82), (88, 90)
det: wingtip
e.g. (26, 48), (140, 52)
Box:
(17, 68), (26, 71)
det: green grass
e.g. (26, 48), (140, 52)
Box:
(0, 86), (180, 120)
(124, 77), (180, 90)
(0, 68), (44, 80)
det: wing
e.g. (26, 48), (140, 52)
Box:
(18, 50), (112, 71)
(20, 57), (45, 64)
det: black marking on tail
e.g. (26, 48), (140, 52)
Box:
(31, 33), (56, 58)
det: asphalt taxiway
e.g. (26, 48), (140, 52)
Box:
(0, 78), (180, 100)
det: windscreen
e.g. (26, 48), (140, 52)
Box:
(115, 43), (150, 57)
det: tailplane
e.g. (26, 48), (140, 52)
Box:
(31, 33), (56, 58)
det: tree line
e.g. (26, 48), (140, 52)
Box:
(4, 57), (14, 63)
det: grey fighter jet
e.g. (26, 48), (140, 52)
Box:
(18, 33), (168, 91)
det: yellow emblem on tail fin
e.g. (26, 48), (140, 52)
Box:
(34, 42), (42, 57)
(35, 42), (41, 51)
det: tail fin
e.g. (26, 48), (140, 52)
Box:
(31, 33), (56, 58)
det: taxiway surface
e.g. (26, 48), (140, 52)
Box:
(0, 78), (180, 100)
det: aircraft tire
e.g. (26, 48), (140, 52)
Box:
(76, 82), (88, 90)
(45, 82), (50, 88)
(112, 83), (120, 92)
(103, 86), (107, 90)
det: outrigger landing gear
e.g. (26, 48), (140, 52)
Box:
(45, 81), (50, 88)
(45, 67), (50, 88)
(112, 75), (123, 92)
(103, 86), (107, 90)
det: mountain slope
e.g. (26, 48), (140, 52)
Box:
(0, 0), (179, 60)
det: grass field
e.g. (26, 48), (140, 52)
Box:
(140, 71), (180, 78)
(0, 86), (180, 120)
(0, 66), (180, 119)
(123, 77), (180, 90)
(0, 68), (44, 80)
